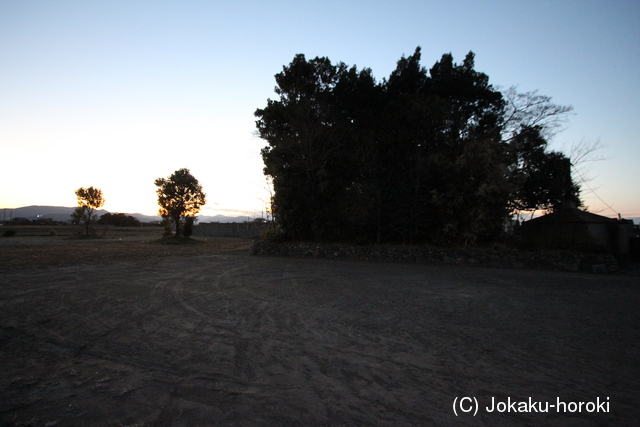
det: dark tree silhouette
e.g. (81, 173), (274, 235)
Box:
(154, 168), (206, 237)
(74, 186), (105, 235)
(257, 55), (349, 241)
(98, 213), (141, 227)
(256, 47), (582, 245)
(380, 49), (508, 244)
(507, 125), (582, 214)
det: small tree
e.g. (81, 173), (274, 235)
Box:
(154, 168), (206, 237)
(74, 186), (105, 235)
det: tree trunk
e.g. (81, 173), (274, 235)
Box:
(174, 215), (181, 236)
(85, 208), (93, 235)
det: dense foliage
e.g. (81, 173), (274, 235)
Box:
(256, 47), (580, 244)
(154, 168), (206, 236)
(98, 212), (141, 227)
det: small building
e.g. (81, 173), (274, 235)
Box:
(520, 207), (634, 256)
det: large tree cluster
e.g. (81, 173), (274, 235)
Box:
(256, 47), (580, 245)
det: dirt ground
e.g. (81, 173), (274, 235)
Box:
(1, 233), (639, 426)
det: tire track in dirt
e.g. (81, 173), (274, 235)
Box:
(1, 253), (639, 425)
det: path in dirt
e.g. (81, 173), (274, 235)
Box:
(1, 253), (639, 425)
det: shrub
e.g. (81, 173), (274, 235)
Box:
(259, 225), (284, 242)
(49, 230), (57, 236)
(3, 229), (17, 237)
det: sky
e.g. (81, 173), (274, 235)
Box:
(1, 0), (639, 220)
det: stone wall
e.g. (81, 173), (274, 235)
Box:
(251, 241), (620, 274)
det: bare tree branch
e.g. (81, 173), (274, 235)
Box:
(502, 86), (574, 142)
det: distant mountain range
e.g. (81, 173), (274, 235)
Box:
(0, 206), (255, 224)
(2, 205), (637, 226)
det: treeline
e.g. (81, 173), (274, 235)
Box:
(3, 217), (63, 226)
(255, 47), (580, 245)
(97, 212), (141, 227)
(3, 212), (141, 227)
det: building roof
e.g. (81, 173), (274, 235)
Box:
(526, 208), (620, 225)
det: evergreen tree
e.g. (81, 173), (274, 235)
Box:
(256, 48), (580, 245)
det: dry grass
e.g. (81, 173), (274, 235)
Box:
(0, 236), (253, 272)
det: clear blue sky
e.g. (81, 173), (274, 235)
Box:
(1, 0), (638, 218)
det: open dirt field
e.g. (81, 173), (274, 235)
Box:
(1, 234), (639, 426)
